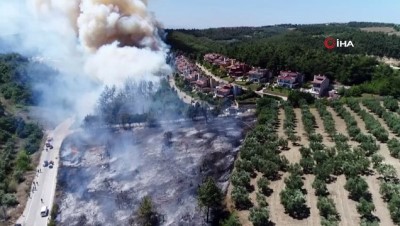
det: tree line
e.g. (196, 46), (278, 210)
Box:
(83, 79), (213, 128)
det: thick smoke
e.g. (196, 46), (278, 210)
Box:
(0, 0), (170, 120)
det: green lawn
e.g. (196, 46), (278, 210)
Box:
(235, 81), (247, 86)
(263, 88), (290, 96)
(249, 83), (262, 91)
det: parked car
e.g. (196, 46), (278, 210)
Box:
(43, 160), (49, 167)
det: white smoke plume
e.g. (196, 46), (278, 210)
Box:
(0, 0), (170, 119)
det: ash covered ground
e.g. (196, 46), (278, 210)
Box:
(57, 117), (253, 226)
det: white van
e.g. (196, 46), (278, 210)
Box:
(40, 206), (48, 217)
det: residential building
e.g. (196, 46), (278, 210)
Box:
(248, 68), (270, 83)
(227, 62), (250, 77)
(185, 72), (199, 82)
(311, 74), (330, 97)
(195, 77), (210, 91)
(277, 71), (303, 88)
(216, 85), (233, 97)
(215, 84), (243, 98)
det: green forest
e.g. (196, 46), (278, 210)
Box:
(0, 53), (43, 216)
(167, 22), (400, 97)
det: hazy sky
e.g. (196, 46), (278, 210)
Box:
(148, 0), (400, 29)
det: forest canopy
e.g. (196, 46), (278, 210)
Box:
(167, 22), (400, 88)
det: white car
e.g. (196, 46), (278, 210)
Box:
(40, 206), (48, 217)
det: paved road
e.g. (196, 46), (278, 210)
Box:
(196, 63), (288, 101)
(256, 89), (288, 101)
(196, 63), (232, 87)
(168, 75), (212, 108)
(17, 118), (74, 226)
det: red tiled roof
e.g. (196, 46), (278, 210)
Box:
(312, 75), (327, 84)
(278, 71), (301, 81)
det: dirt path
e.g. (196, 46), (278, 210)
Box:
(249, 172), (263, 206)
(278, 108), (304, 164)
(327, 107), (358, 147)
(310, 108), (335, 148)
(277, 108), (286, 139)
(279, 108), (301, 164)
(304, 175), (321, 226)
(267, 172), (309, 226)
(294, 109), (308, 148)
(364, 175), (393, 226)
(236, 172), (263, 226)
(327, 175), (360, 226)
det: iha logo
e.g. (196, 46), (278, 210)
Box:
(324, 37), (354, 49)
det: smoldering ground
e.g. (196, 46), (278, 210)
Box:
(57, 115), (253, 226)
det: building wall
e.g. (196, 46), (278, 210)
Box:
(312, 78), (330, 97)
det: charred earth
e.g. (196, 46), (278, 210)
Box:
(56, 116), (253, 226)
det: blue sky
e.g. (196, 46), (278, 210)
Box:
(148, 0), (400, 29)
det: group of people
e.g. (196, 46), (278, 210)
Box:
(28, 165), (44, 198)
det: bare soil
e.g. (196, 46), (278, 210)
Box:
(310, 108), (335, 148)
(360, 27), (400, 36)
(327, 107), (358, 147)
(327, 175), (360, 226)
(293, 109), (308, 148)
(279, 108), (301, 164)
(364, 175), (393, 226)
(304, 174), (321, 226)
(266, 172), (301, 225)
(226, 182), (251, 226)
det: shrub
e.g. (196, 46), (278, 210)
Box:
(232, 186), (252, 210)
(257, 177), (271, 196)
(249, 207), (270, 226)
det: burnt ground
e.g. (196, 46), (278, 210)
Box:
(56, 116), (254, 226)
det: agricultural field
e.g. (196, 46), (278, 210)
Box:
(226, 96), (400, 226)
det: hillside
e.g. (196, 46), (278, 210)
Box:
(0, 53), (44, 224)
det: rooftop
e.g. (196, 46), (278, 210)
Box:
(312, 74), (328, 84)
